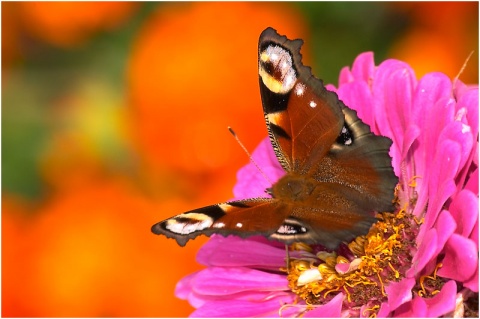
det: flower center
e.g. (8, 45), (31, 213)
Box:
(286, 207), (419, 315)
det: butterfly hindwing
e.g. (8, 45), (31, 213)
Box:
(322, 106), (398, 213)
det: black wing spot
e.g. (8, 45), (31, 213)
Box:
(276, 219), (308, 235)
(336, 125), (353, 146)
(260, 60), (275, 77)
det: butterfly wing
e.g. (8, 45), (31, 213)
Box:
(258, 27), (344, 173)
(151, 198), (290, 246)
(313, 106), (398, 213)
(271, 181), (385, 249)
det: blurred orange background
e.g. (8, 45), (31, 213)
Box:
(2, 2), (478, 317)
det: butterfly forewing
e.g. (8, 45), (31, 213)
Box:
(151, 198), (288, 246)
(258, 28), (344, 173)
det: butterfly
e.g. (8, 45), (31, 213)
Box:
(151, 27), (398, 250)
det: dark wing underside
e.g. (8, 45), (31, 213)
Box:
(151, 198), (289, 246)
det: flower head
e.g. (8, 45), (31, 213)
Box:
(176, 52), (478, 317)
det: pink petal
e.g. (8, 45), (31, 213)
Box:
(411, 73), (453, 131)
(176, 275), (282, 310)
(175, 271), (207, 308)
(336, 81), (375, 133)
(464, 218), (479, 292)
(175, 271), (196, 298)
(419, 139), (461, 239)
(325, 83), (338, 92)
(437, 234), (478, 282)
(424, 280), (457, 317)
(394, 296), (427, 317)
(456, 86), (479, 140)
(410, 73), (455, 214)
(463, 263), (479, 292)
(433, 210), (457, 256)
(191, 267), (288, 295)
(184, 290), (213, 309)
(464, 167), (478, 195)
(439, 121), (474, 178)
(448, 190), (478, 238)
(359, 305), (371, 318)
(373, 60), (416, 169)
(372, 59), (416, 142)
(407, 229), (437, 278)
(383, 65), (416, 139)
(452, 79), (466, 95)
(233, 137), (284, 200)
(186, 289), (295, 310)
(190, 294), (296, 318)
(372, 59), (417, 180)
(412, 97), (456, 217)
(452, 87), (478, 190)
(196, 235), (286, 269)
(338, 52), (375, 85)
(452, 80), (471, 100)
(350, 52), (375, 83)
(335, 258), (361, 275)
(469, 213), (479, 248)
(473, 142), (479, 167)
(397, 124), (421, 183)
(384, 277), (415, 311)
(302, 293), (344, 318)
(411, 73), (454, 158)
(338, 66), (354, 85)
(376, 302), (391, 317)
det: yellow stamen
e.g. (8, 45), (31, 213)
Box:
(376, 272), (387, 296)
(323, 287), (341, 299)
(413, 216), (424, 225)
(363, 305), (380, 318)
(291, 242), (313, 253)
(417, 263), (444, 297)
(408, 175), (421, 187)
(388, 262), (400, 278)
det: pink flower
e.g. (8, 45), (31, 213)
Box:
(175, 53), (479, 317)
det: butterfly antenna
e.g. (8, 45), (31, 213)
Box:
(453, 50), (474, 92)
(228, 127), (274, 185)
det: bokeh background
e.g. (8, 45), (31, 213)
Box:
(2, 2), (478, 317)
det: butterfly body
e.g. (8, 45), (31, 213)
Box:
(151, 27), (398, 250)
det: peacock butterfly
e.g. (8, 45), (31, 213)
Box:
(151, 27), (398, 250)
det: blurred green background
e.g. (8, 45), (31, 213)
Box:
(2, 2), (478, 317)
